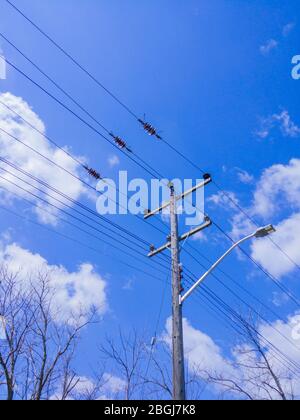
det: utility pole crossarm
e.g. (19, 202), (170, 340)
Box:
(148, 217), (212, 258)
(144, 174), (212, 220)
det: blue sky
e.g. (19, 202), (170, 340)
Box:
(0, 0), (300, 399)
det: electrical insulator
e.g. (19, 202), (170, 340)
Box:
(203, 173), (211, 181)
(84, 166), (101, 180)
(138, 119), (162, 140)
(110, 133), (132, 152)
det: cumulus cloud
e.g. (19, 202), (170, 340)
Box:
(108, 155), (120, 168)
(0, 92), (90, 225)
(0, 241), (108, 324)
(236, 169), (254, 184)
(260, 39), (278, 55)
(208, 159), (300, 279)
(230, 159), (300, 278)
(257, 110), (300, 140)
(251, 213), (300, 278)
(252, 158), (300, 217)
(243, 159), (300, 277)
(162, 318), (229, 373)
(208, 191), (240, 210)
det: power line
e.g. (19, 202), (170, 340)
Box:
(3, 51), (281, 304)
(0, 171), (170, 274)
(0, 98), (85, 169)
(183, 273), (300, 376)
(6, 0), (299, 279)
(0, 202), (167, 284)
(181, 194), (300, 310)
(182, 265), (300, 355)
(0, 64), (288, 318)
(4, 159), (297, 383)
(183, 245), (289, 324)
(5, 59), (289, 312)
(0, 162), (151, 256)
(214, 223), (300, 308)
(4, 57), (162, 180)
(2, 163), (298, 386)
(4, 0), (141, 121)
(4, 1), (300, 375)
(0, 123), (169, 240)
(0, 156), (151, 251)
(0, 179), (171, 282)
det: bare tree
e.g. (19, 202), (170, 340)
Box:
(0, 265), (94, 400)
(98, 329), (147, 400)
(0, 266), (35, 400)
(198, 318), (297, 401)
(98, 331), (206, 400)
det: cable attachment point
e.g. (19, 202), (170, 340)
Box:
(179, 264), (184, 293)
(138, 119), (162, 140)
(110, 133), (132, 152)
(83, 166), (101, 180)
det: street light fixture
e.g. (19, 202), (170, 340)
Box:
(180, 225), (276, 304)
(254, 224), (276, 238)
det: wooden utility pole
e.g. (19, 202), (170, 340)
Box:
(169, 183), (186, 400)
(145, 175), (212, 400)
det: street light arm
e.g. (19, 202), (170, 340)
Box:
(180, 232), (256, 304)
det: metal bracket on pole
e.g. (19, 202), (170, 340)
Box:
(148, 216), (212, 258)
(144, 174), (212, 220)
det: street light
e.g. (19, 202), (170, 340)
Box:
(180, 225), (276, 304)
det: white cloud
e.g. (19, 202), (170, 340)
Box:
(102, 373), (126, 394)
(252, 158), (300, 219)
(162, 318), (228, 373)
(236, 169), (254, 184)
(108, 155), (120, 168)
(207, 159), (300, 279)
(273, 111), (300, 138)
(122, 277), (134, 291)
(208, 191), (240, 210)
(51, 373), (125, 400)
(260, 39), (278, 55)
(283, 23), (295, 37)
(191, 231), (207, 242)
(259, 313), (300, 396)
(162, 316), (300, 399)
(0, 241), (108, 324)
(272, 292), (289, 308)
(251, 213), (300, 278)
(257, 110), (300, 140)
(0, 92), (89, 225)
(237, 159), (300, 278)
